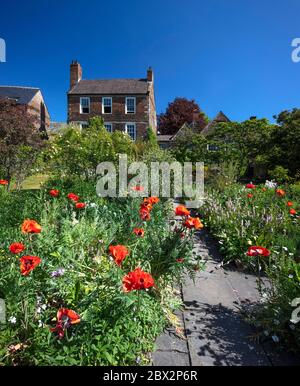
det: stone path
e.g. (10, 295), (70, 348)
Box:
(152, 228), (299, 366)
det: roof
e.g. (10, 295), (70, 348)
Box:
(157, 134), (174, 142)
(69, 79), (149, 95)
(0, 86), (39, 104)
(201, 111), (230, 136)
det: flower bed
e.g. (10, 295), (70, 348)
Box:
(0, 180), (202, 365)
(203, 183), (300, 352)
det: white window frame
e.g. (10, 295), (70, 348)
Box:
(125, 123), (136, 140)
(207, 144), (219, 152)
(102, 97), (112, 114)
(80, 97), (90, 114)
(104, 123), (113, 133)
(125, 97), (136, 114)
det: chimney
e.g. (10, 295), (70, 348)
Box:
(70, 60), (82, 89)
(147, 66), (154, 83)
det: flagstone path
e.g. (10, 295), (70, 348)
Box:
(152, 219), (299, 366)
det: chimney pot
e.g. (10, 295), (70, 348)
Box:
(147, 67), (153, 82)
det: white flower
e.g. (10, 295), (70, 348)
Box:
(288, 274), (294, 279)
(36, 307), (42, 314)
(282, 247), (288, 252)
(272, 335), (280, 343)
(38, 320), (43, 328)
(41, 304), (47, 310)
(8, 316), (17, 324)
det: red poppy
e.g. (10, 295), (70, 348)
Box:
(67, 193), (80, 202)
(20, 255), (41, 276)
(175, 205), (190, 216)
(246, 246), (270, 257)
(276, 189), (285, 197)
(9, 242), (25, 254)
(146, 196), (160, 205)
(140, 201), (153, 212)
(133, 228), (145, 237)
(51, 308), (80, 339)
(290, 209), (297, 216)
(0, 180), (8, 185)
(184, 216), (204, 230)
(287, 201), (294, 207)
(132, 185), (144, 192)
(122, 267), (155, 292)
(21, 219), (42, 234)
(49, 189), (59, 197)
(246, 183), (256, 189)
(247, 193), (253, 198)
(75, 202), (86, 209)
(176, 258), (185, 263)
(139, 207), (151, 221)
(108, 245), (129, 266)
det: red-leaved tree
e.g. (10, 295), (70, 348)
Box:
(158, 97), (208, 135)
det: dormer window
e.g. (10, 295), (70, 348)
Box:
(102, 97), (112, 114)
(80, 97), (90, 114)
(125, 97), (136, 114)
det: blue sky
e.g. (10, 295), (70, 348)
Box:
(0, 0), (300, 123)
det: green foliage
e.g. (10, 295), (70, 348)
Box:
(0, 180), (198, 365)
(146, 127), (159, 149)
(48, 124), (115, 181)
(111, 130), (135, 161)
(268, 165), (290, 183)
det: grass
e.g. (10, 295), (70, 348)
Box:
(20, 174), (49, 190)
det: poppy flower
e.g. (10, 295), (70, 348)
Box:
(133, 228), (145, 237)
(21, 219), (42, 234)
(132, 185), (144, 192)
(108, 245), (129, 266)
(67, 193), (80, 202)
(247, 193), (253, 198)
(175, 205), (190, 217)
(49, 189), (59, 197)
(9, 242), (25, 254)
(20, 255), (41, 276)
(51, 308), (80, 339)
(276, 189), (285, 197)
(122, 267), (155, 292)
(146, 196), (160, 205)
(139, 207), (151, 221)
(0, 180), (8, 185)
(184, 216), (204, 230)
(176, 258), (185, 263)
(287, 201), (294, 207)
(140, 201), (153, 212)
(75, 202), (86, 209)
(246, 183), (256, 189)
(247, 246), (270, 257)
(290, 209), (297, 216)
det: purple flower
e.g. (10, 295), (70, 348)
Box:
(51, 268), (65, 278)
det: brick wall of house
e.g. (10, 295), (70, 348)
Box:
(27, 90), (50, 133)
(68, 94), (150, 138)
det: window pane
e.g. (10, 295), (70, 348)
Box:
(104, 124), (112, 133)
(80, 98), (90, 113)
(103, 98), (112, 113)
(126, 124), (136, 140)
(126, 98), (135, 113)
